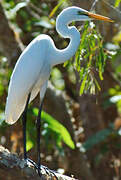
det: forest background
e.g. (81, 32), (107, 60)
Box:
(0, 0), (121, 180)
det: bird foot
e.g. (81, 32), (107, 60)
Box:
(25, 158), (38, 169)
(39, 165), (58, 180)
(23, 158), (58, 179)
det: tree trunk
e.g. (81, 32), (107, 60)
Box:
(0, 3), (21, 66)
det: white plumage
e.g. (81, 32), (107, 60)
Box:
(5, 35), (52, 124)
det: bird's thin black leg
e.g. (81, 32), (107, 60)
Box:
(36, 102), (43, 168)
(22, 94), (58, 179)
(36, 103), (58, 180)
(22, 93), (31, 160)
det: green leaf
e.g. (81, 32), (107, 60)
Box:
(94, 78), (101, 91)
(98, 48), (105, 80)
(80, 74), (87, 95)
(90, 83), (95, 94)
(6, 2), (28, 19)
(26, 140), (34, 152)
(0, 83), (4, 96)
(49, 0), (66, 17)
(79, 67), (84, 80)
(0, 113), (5, 126)
(33, 108), (75, 149)
(114, 0), (121, 7)
(73, 21), (108, 95)
(12, 2), (27, 13)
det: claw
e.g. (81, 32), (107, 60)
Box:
(39, 165), (59, 180)
(23, 158), (58, 179)
(24, 158), (42, 177)
(26, 158), (38, 169)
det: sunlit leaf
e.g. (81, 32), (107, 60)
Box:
(26, 140), (34, 152)
(0, 113), (5, 126)
(90, 83), (95, 94)
(51, 67), (65, 90)
(114, 0), (121, 7)
(73, 21), (108, 95)
(12, 2), (27, 13)
(49, 0), (67, 18)
(113, 31), (121, 43)
(94, 78), (101, 91)
(33, 108), (75, 149)
(5, 2), (28, 19)
(79, 67), (84, 80)
(80, 74), (87, 95)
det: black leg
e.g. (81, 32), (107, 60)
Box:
(22, 93), (31, 160)
(36, 102), (43, 168)
(36, 102), (59, 179)
(22, 97), (58, 179)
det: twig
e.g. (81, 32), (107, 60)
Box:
(90, 0), (99, 11)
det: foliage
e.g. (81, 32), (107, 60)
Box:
(64, 21), (110, 95)
(51, 68), (65, 90)
(108, 85), (121, 114)
(114, 0), (121, 7)
(33, 108), (75, 149)
(0, 56), (12, 111)
(49, 0), (69, 18)
(82, 123), (114, 151)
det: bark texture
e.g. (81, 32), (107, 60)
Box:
(0, 146), (77, 180)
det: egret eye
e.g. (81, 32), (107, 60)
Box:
(77, 11), (88, 16)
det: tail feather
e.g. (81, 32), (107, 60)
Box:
(5, 95), (27, 125)
(5, 87), (40, 125)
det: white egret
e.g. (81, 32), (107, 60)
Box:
(5, 6), (112, 176)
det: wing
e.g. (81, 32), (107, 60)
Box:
(29, 80), (48, 105)
(5, 36), (48, 125)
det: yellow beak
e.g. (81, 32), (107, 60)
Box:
(87, 11), (114, 22)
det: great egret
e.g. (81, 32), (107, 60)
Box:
(5, 6), (112, 176)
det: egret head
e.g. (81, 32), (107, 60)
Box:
(57, 6), (113, 23)
(77, 8), (113, 22)
(56, 6), (113, 38)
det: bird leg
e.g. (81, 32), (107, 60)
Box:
(22, 93), (31, 160)
(22, 96), (58, 179)
(22, 94), (40, 171)
(36, 102), (43, 169)
(36, 103), (58, 180)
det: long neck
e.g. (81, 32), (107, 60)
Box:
(51, 10), (80, 66)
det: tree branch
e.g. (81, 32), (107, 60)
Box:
(0, 146), (77, 180)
